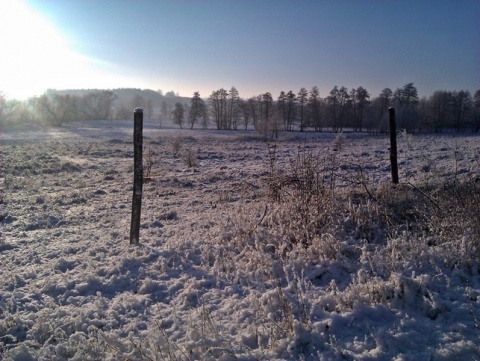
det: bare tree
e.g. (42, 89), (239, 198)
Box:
(172, 102), (185, 129)
(353, 86), (370, 132)
(270, 104), (282, 139)
(297, 88), (308, 132)
(418, 96), (429, 132)
(327, 86), (339, 131)
(130, 94), (146, 111)
(393, 83), (419, 132)
(473, 89), (480, 132)
(36, 94), (78, 126)
(209, 88), (228, 129)
(115, 103), (131, 120)
(145, 99), (154, 119)
(81, 90), (117, 120)
(261, 92), (273, 128)
(239, 98), (251, 130)
(285, 90), (297, 131)
(247, 96), (261, 130)
(308, 86), (322, 131)
(160, 100), (169, 122)
(0, 91), (6, 127)
(451, 90), (472, 132)
(369, 88), (393, 133)
(429, 90), (450, 132)
(209, 90), (222, 129)
(0, 96), (33, 126)
(277, 91), (287, 130)
(337, 86), (349, 131)
(228, 86), (241, 129)
(188, 91), (206, 129)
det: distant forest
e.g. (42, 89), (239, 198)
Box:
(1, 84), (479, 133)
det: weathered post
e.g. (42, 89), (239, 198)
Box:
(388, 107), (399, 184)
(130, 108), (143, 244)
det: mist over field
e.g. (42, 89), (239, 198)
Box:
(1, 118), (479, 360)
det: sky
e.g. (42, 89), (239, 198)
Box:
(1, 0), (479, 100)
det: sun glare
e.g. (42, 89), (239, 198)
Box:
(0, 1), (65, 97)
(0, 0), (130, 100)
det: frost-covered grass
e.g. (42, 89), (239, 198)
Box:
(1, 120), (479, 360)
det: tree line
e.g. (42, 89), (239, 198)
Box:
(0, 88), (186, 128)
(171, 83), (480, 134)
(1, 84), (479, 133)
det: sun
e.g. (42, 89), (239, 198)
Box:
(0, 0), (125, 100)
(0, 1), (67, 97)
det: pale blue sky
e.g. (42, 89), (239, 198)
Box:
(2, 0), (479, 99)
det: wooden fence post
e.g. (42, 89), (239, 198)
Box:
(130, 108), (143, 244)
(388, 107), (399, 184)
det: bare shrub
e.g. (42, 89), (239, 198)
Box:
(159, 210), (178, 221)
(265, 144), (335, 203)
(170, 136), (182, 157)
(332, 131), (345, 151)
(398, 128), (413, 151)
(265, 144), (285, 201)
(143, 142), (156, 182)
(182, 147), (197, 168)
(263, 143), (480, 266)
(429, 177), (480, 263)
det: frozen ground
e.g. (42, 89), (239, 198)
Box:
(1, 120), (479, 360)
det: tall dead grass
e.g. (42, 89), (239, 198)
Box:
(209, 142), (480, 351)
(262, 144), (480, 266)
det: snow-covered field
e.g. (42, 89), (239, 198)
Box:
(1, 120), (479, 360)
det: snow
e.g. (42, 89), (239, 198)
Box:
(1, 119), (479, 360)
